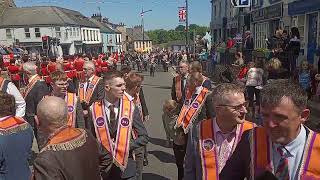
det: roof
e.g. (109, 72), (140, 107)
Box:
(0, 6), (98, 28)
(126, 28), (151, 41)
(89, 18), (116, 33)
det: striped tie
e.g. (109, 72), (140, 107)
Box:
(275, 147), (290, 180)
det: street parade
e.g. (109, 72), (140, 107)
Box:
(0, 0), (320, 180)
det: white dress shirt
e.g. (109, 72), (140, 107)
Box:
(6, 82), (26, 117)
(104, 99), (119, 123)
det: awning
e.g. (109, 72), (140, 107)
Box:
(288, 0), (320, 16)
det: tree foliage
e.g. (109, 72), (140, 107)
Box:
(147, 24), (209, 45)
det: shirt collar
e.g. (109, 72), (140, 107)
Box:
(195, 86), (203, 95)
(274, 125), (307, 157)
(88, 75), (95, 82)
(104, 98), (120, 108)
(213, 118), (237, 136)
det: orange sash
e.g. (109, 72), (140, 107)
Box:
(23, 75), (41, 98)
(175, 75), (182, 102)
(41, 126), (87, 152)
(251, 127), (320, 179)
(91, 92), (134, 171)
(176, 87), (209, 134)
(65, 92), (77, 127)
(0, 77), (5, 91)
(199, 119), (254, 180)
(78, 75), (100, 104)
(0, 116), (29, 135)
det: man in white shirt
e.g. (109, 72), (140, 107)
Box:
(0, 75), (26, 117)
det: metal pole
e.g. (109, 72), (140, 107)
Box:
(185, 0), (189, 55)
(142, 12), (144, 52)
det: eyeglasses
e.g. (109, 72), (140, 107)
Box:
(217, 101), (248, 112)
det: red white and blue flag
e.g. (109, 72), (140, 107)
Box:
(178, 7), (186, 22)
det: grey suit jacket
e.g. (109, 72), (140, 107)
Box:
(184, 123), (204, 180)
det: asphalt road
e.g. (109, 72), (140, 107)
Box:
(140, 69), (177, 180)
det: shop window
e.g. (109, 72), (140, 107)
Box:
(254, 22), (269, 49)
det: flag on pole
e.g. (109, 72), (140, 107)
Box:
(178, 7), (186, 22)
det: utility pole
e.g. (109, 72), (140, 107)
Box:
(141, 8), (152, 52)
(185, 0), (189, 54)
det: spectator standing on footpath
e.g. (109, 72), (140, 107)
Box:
(243, 31), (254, 64)
(288, 27), (301, 76)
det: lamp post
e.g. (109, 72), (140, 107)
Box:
(141, 8), (152, 52)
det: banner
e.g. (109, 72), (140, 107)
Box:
(178, 7), (186, 22)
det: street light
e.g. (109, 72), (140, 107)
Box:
(140, 8), (152, 52)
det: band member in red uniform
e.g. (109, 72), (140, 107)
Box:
(74, 55), (85, 81)
(7, 59), (21, 88)
(47, 57), (57, 73)
(101, 58), (109, 74)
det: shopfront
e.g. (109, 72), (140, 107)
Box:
(289, 0), (320, 65)
(251, 2), (283, 49)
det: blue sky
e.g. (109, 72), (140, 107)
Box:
(15, 0), (211, 30)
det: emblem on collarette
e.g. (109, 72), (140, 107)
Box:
(96, 117), (105, 127)
(203, 139), (214, 151)
(192, 102), (199, 108)
(184, 100), (190, 105)
(67, 106), (74, 113)
(120, 117), (130, 127)
(89, 84), (94, 89)
(80, 84), (85, 88)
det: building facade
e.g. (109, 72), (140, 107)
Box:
(0, 6), (101, 56)
(288, 0), (320, 64)
(126, 26), (152, 53)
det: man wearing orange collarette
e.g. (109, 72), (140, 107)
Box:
(78, 61), (104, 118)
(89, 70), (148, 180)
(22, 61), (49, 138)
(184, 83), (255, 180)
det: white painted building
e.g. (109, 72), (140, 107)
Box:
(0, 6), (102, 56)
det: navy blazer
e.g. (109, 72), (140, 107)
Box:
(0, 124), (33, 180)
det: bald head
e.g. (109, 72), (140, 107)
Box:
(37, 96), (68, 132)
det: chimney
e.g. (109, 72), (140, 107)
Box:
(91, 13), (102, 22)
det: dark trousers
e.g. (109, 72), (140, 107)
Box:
(134, 147), (145, 180)
(173, 143), (186, 180)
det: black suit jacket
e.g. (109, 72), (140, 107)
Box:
(87, 103), (149, 179)
(75, 98), (85, 129)
(25, 80), (50, 130)
(33, 132), (101, 180)
(171, 76), (187, 110)
(139, 88), (149, 117)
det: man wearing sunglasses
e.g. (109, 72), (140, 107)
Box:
(184, 83), (255, 180)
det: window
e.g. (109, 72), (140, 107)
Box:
(77, 28), (80, 37)
(55, 27), (61, 38)
(93, 31), (96, 41)
(297, 15), (305, 48)
(91, 30), (94, 41)
(6, 29), (12, 39)
(35, 28), (41, 38)
(72, 28), (76, 36)
(214, 5), (217, 17)
(254, 22), (269, 48)
(83, 29), (86, 41)
(24, 28), (30, 38)
(86, 30), (89, 41)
